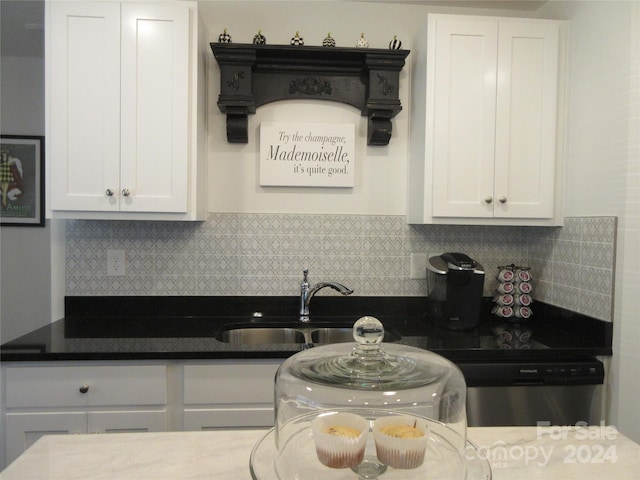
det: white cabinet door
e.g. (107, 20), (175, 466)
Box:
(48, 1), (197, 218)
(408, 14), (564, 226)
(493, 21), (559, 219)
(4, 412), (87, 467)
(431, 17), (498, 218)
(3, 411), (167, 465)
(119, 3), (189, 213)
(49, 2), (121, 212)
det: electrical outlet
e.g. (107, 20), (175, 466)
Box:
(107, 249), (126, 276)
(409, 253), (428, 279)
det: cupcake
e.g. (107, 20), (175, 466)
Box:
(373, 415), (429, 469)
(311, 412), (369, 468)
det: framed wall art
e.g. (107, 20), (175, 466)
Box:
(0, 135), (44, 226)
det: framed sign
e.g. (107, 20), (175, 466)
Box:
(260, 122), (355, 187)
(0, 135), (45, 226)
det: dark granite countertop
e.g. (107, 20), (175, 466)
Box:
(0, 296), (612, 363)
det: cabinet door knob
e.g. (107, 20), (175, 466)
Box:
(79, 384), (89, 394)
(499, 196), (507, 204)
(484, 196), (493, 204)
(105, 189), (114, 197)
(122, 188), (131, 197)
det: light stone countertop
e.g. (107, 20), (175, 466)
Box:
(1, 426), (638, 480)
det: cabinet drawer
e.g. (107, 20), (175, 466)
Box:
(184, 408), (274, 430)
(6, 365), (167, 408)
(88, 410), (167, 434)
(184, 361), (280, 405)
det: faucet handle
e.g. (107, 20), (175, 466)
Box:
(302, 268), (309, 282)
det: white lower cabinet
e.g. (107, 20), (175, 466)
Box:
(2, 364), (168, 467)
(1, 359), (283, 469)
(182, 361), (281, 430)
(4, 412), (87, 464)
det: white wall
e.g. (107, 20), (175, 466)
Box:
(538, 0), (640, 442)
(0, 56), (54, 342)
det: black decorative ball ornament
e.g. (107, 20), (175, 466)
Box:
(218, 28), (232, 43)
(253, 30), (266, 45)
(322, 32), (336, 48)
(389, 35), (402, 50)
(290, 31), (304, 46)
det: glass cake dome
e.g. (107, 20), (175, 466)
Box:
(249, 316), (490, 480)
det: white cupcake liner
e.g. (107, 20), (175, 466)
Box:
(311, 412), (369, 469)
(372, 415), (429, 469)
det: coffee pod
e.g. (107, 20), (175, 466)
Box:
(496, 282), (514, 294)
(516, 282), (532, 294)
(497, 269), (515, 282)
(514, 306), (532, 319)
(492, 325), (513, 342)
(493, 294), (514, 306)
(516, 269), (532, 282)
(513, 325), (532, 343)
(514, 294), (532, 306)
(492, 305), (514, 318)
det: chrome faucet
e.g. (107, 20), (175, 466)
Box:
(299, 268), (353, 321)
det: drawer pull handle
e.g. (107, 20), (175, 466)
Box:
(499, 196), (507, 204)
(79, 385), (89, 394)
(484, 196), (493, 204)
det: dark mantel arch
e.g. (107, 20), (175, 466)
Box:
(211, 43), (410, 146)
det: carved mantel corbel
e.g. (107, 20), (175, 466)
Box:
(210, 43), (409, 146)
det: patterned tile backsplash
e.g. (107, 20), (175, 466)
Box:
(65, 215), (617, 321)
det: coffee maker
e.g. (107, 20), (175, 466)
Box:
(426, 252), (485, 331)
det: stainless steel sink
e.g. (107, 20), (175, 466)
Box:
(310, 327), (401, 344)
(216, 323), (402, 345)
(218, 327), (305, 344)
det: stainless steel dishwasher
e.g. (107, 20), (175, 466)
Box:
(458, 359), (605, 427)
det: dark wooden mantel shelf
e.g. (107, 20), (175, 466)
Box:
(210, 43), (410, 146)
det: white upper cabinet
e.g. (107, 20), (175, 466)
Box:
(408, 14), (566, 226)
(47, 1), (206, 220)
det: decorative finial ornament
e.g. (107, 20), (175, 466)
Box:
(389, 35), (402, 50)
(218, 28), (232, 43)
(322, 32), (336, 48)
(356, 32), (369, 48)
(253, 29), (266, 45)
(290, 31), (304, 46)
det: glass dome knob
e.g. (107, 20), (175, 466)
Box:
(353, 316), (384, 352)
